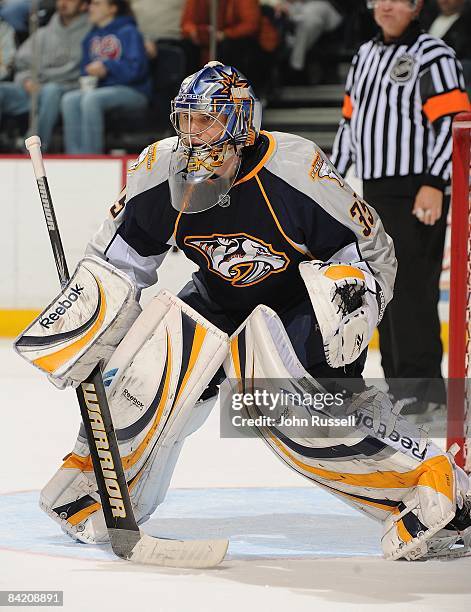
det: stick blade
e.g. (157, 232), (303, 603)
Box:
(124, 532), (228, 568)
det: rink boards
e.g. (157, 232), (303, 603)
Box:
(0, 156), (451, 350)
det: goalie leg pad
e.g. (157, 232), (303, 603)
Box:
(14, 256), (141, 386)
(40, 290), (228, 543)
(223, 305), (461, 561)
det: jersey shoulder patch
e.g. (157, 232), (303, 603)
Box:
(265, 133), (373, 236)
(128, 136), (177, 174)
(309, 150), (344, 188)
(266, 132), (333, 188)
(126, 136), (177, 202)
(128, 142), (159, 173)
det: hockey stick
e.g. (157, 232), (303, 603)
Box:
(24, 136), (228, 568)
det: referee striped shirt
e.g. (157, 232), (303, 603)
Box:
(331, 22), (470, 189)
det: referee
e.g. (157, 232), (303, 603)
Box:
(332, 0), (470, 411)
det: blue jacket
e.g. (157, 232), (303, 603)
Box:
(81, 15), (151, 98)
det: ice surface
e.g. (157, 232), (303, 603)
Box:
(0, 294), (464, 611)
(0, 488), (382, 561)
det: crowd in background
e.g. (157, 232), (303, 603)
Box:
(0, 0), (470, 154)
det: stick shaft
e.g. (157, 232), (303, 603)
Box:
(25, 138), (69, 284)
(25, 137), (140, 540)
(36, 175), (70, 285)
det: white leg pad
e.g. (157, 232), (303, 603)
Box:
(223, 304), (459, 560)
(40, 291), (228, 543)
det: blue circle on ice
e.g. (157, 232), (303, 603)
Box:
(1, 488), (382, 560)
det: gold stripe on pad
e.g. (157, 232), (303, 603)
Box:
(230, 337), (242, 384)
(67, 502), (101, 526)
(396, 518), (414, 544)
(174, 323), (207, 406)
(121, 331), (173, 471)
(33, 283), (107, 373)
(271, 436), (454, 501)
(62, 453), (93, 471)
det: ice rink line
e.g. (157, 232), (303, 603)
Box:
(0, 487), (382, 561)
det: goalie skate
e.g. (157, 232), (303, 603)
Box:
(40, 449), (106, 544)
(415, 497), (471, 560)
(39, 438), (183, 544)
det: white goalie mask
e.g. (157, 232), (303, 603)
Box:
(168, 62), (262, 214)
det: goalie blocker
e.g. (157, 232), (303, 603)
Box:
(14, 256), (142, 386)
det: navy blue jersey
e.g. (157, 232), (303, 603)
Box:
(87, 131), (396, 324)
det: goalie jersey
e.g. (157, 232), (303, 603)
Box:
(87, 131), (396, 325)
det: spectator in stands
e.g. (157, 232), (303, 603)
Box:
(0, 15), (15, 79)
(181, 0), (261, 80)
(332, 0), (470, 414)
(129, 0), (186, 59)
(421, 0), (471, 56)
(61, 0), (151, 154)
(273, 1), (343, 73)
(421, 0), (471, 89)
(0, 0), (31, 35)
(0, 0), (89, 151)
(0, 0), (56, 38)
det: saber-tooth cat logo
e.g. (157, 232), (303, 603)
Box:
(184, 233), (289, 287)
(310, 152), (343, 186)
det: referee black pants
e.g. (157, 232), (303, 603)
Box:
(363, 176), (449, 405)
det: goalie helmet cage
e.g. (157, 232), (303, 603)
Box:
(447, 112), (471, 471)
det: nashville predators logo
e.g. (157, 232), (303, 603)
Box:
(184, 233), (289, 287)
(309, 152), (343, 187)
(128, 142), (158, 173)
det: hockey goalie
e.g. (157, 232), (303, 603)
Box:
(15, 62), (471, 561)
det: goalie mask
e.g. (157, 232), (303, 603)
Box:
(169, 62), (262, 214)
